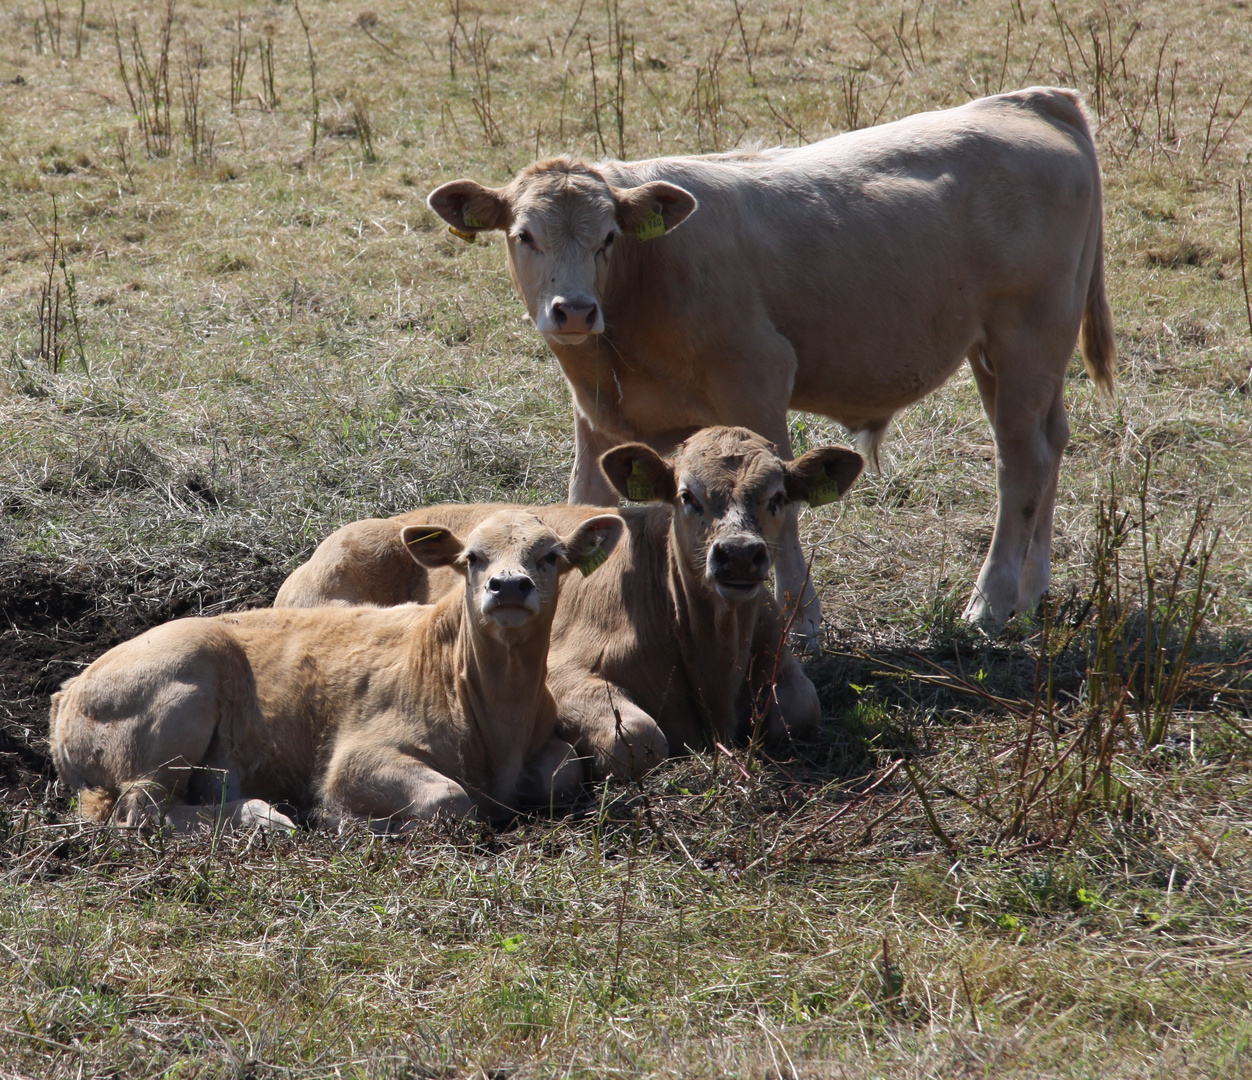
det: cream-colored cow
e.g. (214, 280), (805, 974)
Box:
(276, 427), (863, 774)
(428, 87), (1116, 644)
(50, 510), (624, 831)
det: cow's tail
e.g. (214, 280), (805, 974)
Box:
(1079, 198), (1117, 400)
(49, 686), (119, 823)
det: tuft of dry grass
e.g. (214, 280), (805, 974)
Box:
(2, 0), (1252, 1075)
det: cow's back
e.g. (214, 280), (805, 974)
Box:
(593, 86), (1103, 428)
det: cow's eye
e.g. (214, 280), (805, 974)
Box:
(517, 229), (535, 247)
(598, 232), (616, 256)
(542, 551), (560, 566)
(464, 552), (483, 570)
(679, 490), (702, 514)
(768, 491), (786, 513)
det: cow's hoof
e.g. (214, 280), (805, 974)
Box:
(601, 716), (668, 779)
(788, 622), (822, 656)
(961, 598), (1009, 637)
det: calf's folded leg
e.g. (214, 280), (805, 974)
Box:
(322, 739), (475, 828)
(552, 676), (668, 778)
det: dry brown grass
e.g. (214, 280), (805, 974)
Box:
(2, 0), (1252, 1076)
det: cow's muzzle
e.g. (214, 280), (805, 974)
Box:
(708, 537), (771, 601)
(482, 573), (540, 627)
(541, 296), (603, 341)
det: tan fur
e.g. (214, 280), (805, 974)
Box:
(428, 88), (1116, 636)
(50, 510), (624, 831)
(275, 428), (863, 775)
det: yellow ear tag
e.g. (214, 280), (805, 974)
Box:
(448, 225), (477, 242)
(635, 211), (665, 242)
(626, 460), (656, 501)
(576, 544), (609, 577)
(807, 476), (841, 508)
(462, 209), (485, 228)
(405, 529), (447, 548)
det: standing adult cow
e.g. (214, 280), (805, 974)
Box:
(428, 86), (1115, 643)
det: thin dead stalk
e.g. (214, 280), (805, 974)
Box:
(292, 0), (319, 149)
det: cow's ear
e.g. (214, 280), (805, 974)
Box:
(401, 525), (466, 574)
(559, 514), (626, 577)
(599, 444), (678, 503)
(427, 180), (510, 239)
(784, 448), (863, 507)
(615, 181), (697, 240)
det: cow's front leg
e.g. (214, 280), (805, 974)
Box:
(774, 505), (821, 652)
(553, 675), (668, 778)
(569, 407), (621, 506)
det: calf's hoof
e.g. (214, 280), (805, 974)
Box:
(599, 716), (668, 779)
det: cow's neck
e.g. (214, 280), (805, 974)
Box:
(666, 540), (759, 737)
(453, 607), (553, 805)
(546, 244), (675, 441)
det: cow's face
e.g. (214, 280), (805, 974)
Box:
(401, 510), (623, 643)
(428, 160), (696, 346)
(600, 428), (863, 605)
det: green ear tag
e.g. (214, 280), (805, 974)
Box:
(626, 460), (656, 501)
(807, 476), (841, 508)
(448, 225), (477, 242)
(405, 529), (446, 548)
(462, 209), (485, 228)
(635, 211), (665, 242)
(576, 544), (609, 577)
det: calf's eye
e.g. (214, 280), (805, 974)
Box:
(542, 551), (560, 566)
(679, 490), (702, 513)
(517, 229), (535, 247)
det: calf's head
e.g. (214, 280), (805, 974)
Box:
(599, 427), (862, 604)
(428, 159), (697, 345)
(401, 509), (624, 643)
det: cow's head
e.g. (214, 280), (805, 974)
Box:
(401, 509), (624, 643)
(428, 159), (697, 345)
(599, 427), (862, 604)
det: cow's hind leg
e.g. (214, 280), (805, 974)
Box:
(322, 741), (475, 829)
(1017, 387), (1069, 614)
(963, 326), (1071, 629)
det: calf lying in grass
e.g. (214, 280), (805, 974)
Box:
(50, 510), (624, 831)
(276, 427), (862, 776)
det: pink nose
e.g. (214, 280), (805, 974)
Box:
(551, 298), (599, 334)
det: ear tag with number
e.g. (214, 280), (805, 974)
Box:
(626, 460), (657, 501)
(462, 209), (485, 228)
(576, 543), (609, 577)
(635, 211), (665, 242)
(807, 475), (841, 508)
(448, 225), (477, 242)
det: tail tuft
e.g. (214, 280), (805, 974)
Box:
(1080, 202), (1117, 400)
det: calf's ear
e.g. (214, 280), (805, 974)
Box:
(560, 514), (626, 577)
(614, 181), (697, 239)
(427, 180), (509, 239)
(599, 444), (678, 504)
(401, 525), (466, 573)
(784, 447), (864, 507)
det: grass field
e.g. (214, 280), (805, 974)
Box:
(2, 0), (1252, 1076)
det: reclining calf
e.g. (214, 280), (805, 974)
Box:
(275, 427), (862, 775)
(50, 509), (624, 831)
